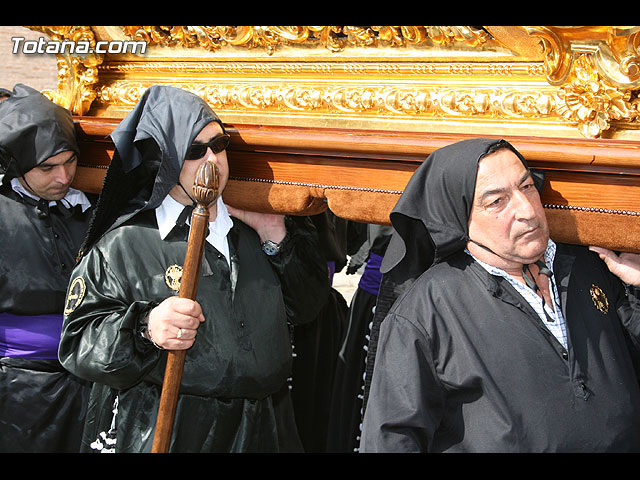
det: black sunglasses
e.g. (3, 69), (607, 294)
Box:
(185, 134), (230, 160)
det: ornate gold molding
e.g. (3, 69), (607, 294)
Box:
(93, 75), (557, 121)
(25, 26), (103, 115)
(121, 26), (490, 54)
(527, 26), (640, 137)
(90, 56), (559, 136)
(30, 26), (640, 139)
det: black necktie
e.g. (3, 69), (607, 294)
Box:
(55, 200), (76, 218)
(175, 203), (195, 227)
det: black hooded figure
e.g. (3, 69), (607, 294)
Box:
(360, 138), (640, 452)
(75, 84), (225, 254)
(0, 84), (94, 452)
(58, 85), (329, 453)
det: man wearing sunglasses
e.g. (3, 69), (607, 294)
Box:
(58, 85), (329, 453)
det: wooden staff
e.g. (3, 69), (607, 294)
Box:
(151, 160), (220, 453)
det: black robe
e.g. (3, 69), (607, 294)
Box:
(59, 210), (329, 452)
(361, 245), (640, 452)
(0, 84), (92, 453)
(326, 225), (391, 453)
(289, 212), (365, 452)
(58, 85), (329, 452)
(361, 138), (640, 452)
(0, 186), (93, 453)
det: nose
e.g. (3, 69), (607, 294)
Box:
(512, 190), (537, 220)
(202, 147), (219, 164)
(54, 164), (73, 185)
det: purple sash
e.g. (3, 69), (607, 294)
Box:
(0, 312), (63, 359)
(358, 253), (383, 296)
(328, 261), (336, 286)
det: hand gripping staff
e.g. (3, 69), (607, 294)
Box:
(152, 160), (220, 453)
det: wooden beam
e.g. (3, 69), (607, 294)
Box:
(71, 116), (640, 253)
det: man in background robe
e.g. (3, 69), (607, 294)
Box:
(0, 84), (93, 452)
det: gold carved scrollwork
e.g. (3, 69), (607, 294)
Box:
(121, 26), (489, 54)
(34, 26), (640, 138)
(556, 56), (637, 138)
(25, 26), (103, 115)
(526, 26), (640, 137)
(96, 81), (559, 123)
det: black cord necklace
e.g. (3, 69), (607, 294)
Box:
(469, 238), (558, 323)
(522, 260), (556, 323)
(175, 182), (197, 227)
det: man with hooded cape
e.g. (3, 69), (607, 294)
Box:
(58, 85), (329, 453)
(360, 138), (640, 452)
(0, 84), (94, 452)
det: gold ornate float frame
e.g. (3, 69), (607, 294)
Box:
(27, 26), (640, 139)
(23, 26), (640, 252)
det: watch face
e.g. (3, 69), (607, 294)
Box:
(262, 240), (280, 255)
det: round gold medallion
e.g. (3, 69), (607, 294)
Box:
(64, 276), (86, 315)
(165, 264), (183, 292)
(590, 284), (609, 314)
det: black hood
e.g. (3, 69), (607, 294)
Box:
(77, 85), (224, 259)
(381, 138), (544, 281)
(0, 84), (78, 182)
(362, 138), (544, 414)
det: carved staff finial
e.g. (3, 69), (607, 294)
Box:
(152, 160), (219, 453)
(193, 159), (220, 205)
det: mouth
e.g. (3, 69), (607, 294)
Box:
(46, 185), (70, 199)
(516, 226), (541, 239)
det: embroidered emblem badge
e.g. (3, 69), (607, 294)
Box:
(590, 284), (609, 314)
(64, 276), (86, 315)
(165, 264), (183, 292)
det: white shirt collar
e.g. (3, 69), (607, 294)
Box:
(155, 193), (233, 266)
(10, 177), (92, 212)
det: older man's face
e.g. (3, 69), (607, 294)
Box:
(467, 148), (549, 270)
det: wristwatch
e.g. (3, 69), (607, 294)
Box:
(261, 232), (288, 256)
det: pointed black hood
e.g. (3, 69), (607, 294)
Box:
(77, 85), (224, 259)
(381, 138), (543, 282)
(0, 84), (78, 182)
(363, 138), (545, 414)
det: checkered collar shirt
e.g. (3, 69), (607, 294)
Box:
(466, 239), (568, 349)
